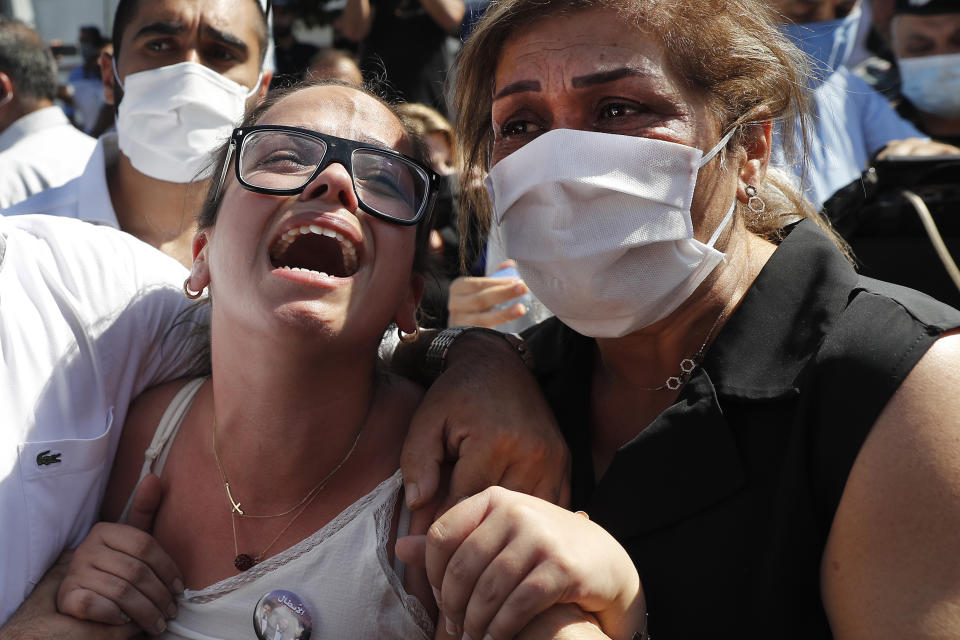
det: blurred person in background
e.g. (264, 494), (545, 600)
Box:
(3, 0), (272, 268)
(306, 47), (363, 85)
(269, 0), (318, 89)
(888, 0), (960, 146)
(772, 0), (959, 209)
(397, 101), (460, 326)
(0, 17), (96, 209)
(339, 0), (465, 113)
(62, 26), (111, 135)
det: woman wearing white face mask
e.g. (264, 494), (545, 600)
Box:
(889, 0), (960, 146)
(398, 0), (960, 638)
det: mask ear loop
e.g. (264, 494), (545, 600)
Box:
(245, 73), (264, 98)
(111, 55), (125, 92)
(696, 127), (737, 169)
(697, 127), (739, 248)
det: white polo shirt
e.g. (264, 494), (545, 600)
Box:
(0, 214), (203, 623)
(2, 132), (119, 227)
(0, 107), (97, 210)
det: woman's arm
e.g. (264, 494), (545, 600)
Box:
(400, 486), (646, 640)
(822, 331), (960, 638)
(338, 0), (374, 43)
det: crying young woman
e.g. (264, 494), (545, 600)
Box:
(52, 81), (444, 639)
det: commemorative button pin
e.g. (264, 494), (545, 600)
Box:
(253, 590), (312, 640)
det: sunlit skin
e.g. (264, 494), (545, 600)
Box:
(490, 8), (775, 468)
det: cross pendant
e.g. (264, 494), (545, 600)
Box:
(225, 482), (244, 516)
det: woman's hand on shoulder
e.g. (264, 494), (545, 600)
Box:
(822, 331), (960, 638)
(57, 475), (184, 635)
(407, 486), (645, 640)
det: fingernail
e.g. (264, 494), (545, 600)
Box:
(513, 282), (526, 294)
(483, 635), (494, 640)
(462, 633), (473, 640)
(432, 586), (441, 606)
(173, 578), (184, 594)
(405, 483), (420, 508)
(446, 616), (458, 636)
(119, 613), (130, 624)
(166, 602), (178, 618)
(155, 618), (166, 634)
(514, 303), (527, 316)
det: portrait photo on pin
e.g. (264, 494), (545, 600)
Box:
(253, 590), (312, 640)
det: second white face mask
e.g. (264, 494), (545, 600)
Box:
(485, 128), (736, 338)
(898, 53), (960, 119)
(115, 61), (260, 183)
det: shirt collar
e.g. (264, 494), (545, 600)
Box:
(701, 219), (858, 400)
(0, 106), (70, 152)
(75, 132), (120, 228)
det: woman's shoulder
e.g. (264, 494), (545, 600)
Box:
(101, 378), (207, 521)
(821, 330), (960, 636)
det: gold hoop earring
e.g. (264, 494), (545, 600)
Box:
(397, 325), (420, 344)
(183, 277), (205, 300)
(744, 184), (767, 217)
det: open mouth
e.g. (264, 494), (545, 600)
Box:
(269, 224), (359, 278)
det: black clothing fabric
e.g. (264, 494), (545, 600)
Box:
(359, 0), (451, 112)
(524, 219), (960, 638)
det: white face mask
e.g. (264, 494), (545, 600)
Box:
(898, 53), (960, 119)
(115, 61), (261, 183)
(485, 128), (736, 338)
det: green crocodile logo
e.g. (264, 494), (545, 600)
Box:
(36, 450), (62, 466)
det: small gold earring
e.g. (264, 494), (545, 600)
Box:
(183, 277), (205, 300)
(397, 325), (421, 344)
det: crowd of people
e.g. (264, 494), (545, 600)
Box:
(1, 0), (959, 639)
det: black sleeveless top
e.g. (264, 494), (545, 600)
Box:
(525, 219), (960, 638)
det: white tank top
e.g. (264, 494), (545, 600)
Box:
(122, 378), (434, 640)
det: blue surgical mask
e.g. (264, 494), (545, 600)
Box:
(780, 5), (862, 81)
(898, 53), (960, 119)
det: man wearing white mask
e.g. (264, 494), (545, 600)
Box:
(3, 0), (272, 267)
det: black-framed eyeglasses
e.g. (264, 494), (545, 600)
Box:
(217, 125), (440, 226)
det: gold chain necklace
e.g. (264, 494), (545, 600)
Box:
(212, 415), (364, 571)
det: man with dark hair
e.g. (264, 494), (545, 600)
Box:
(4, 0), (272, 267)
(0, 17), (96, 208)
